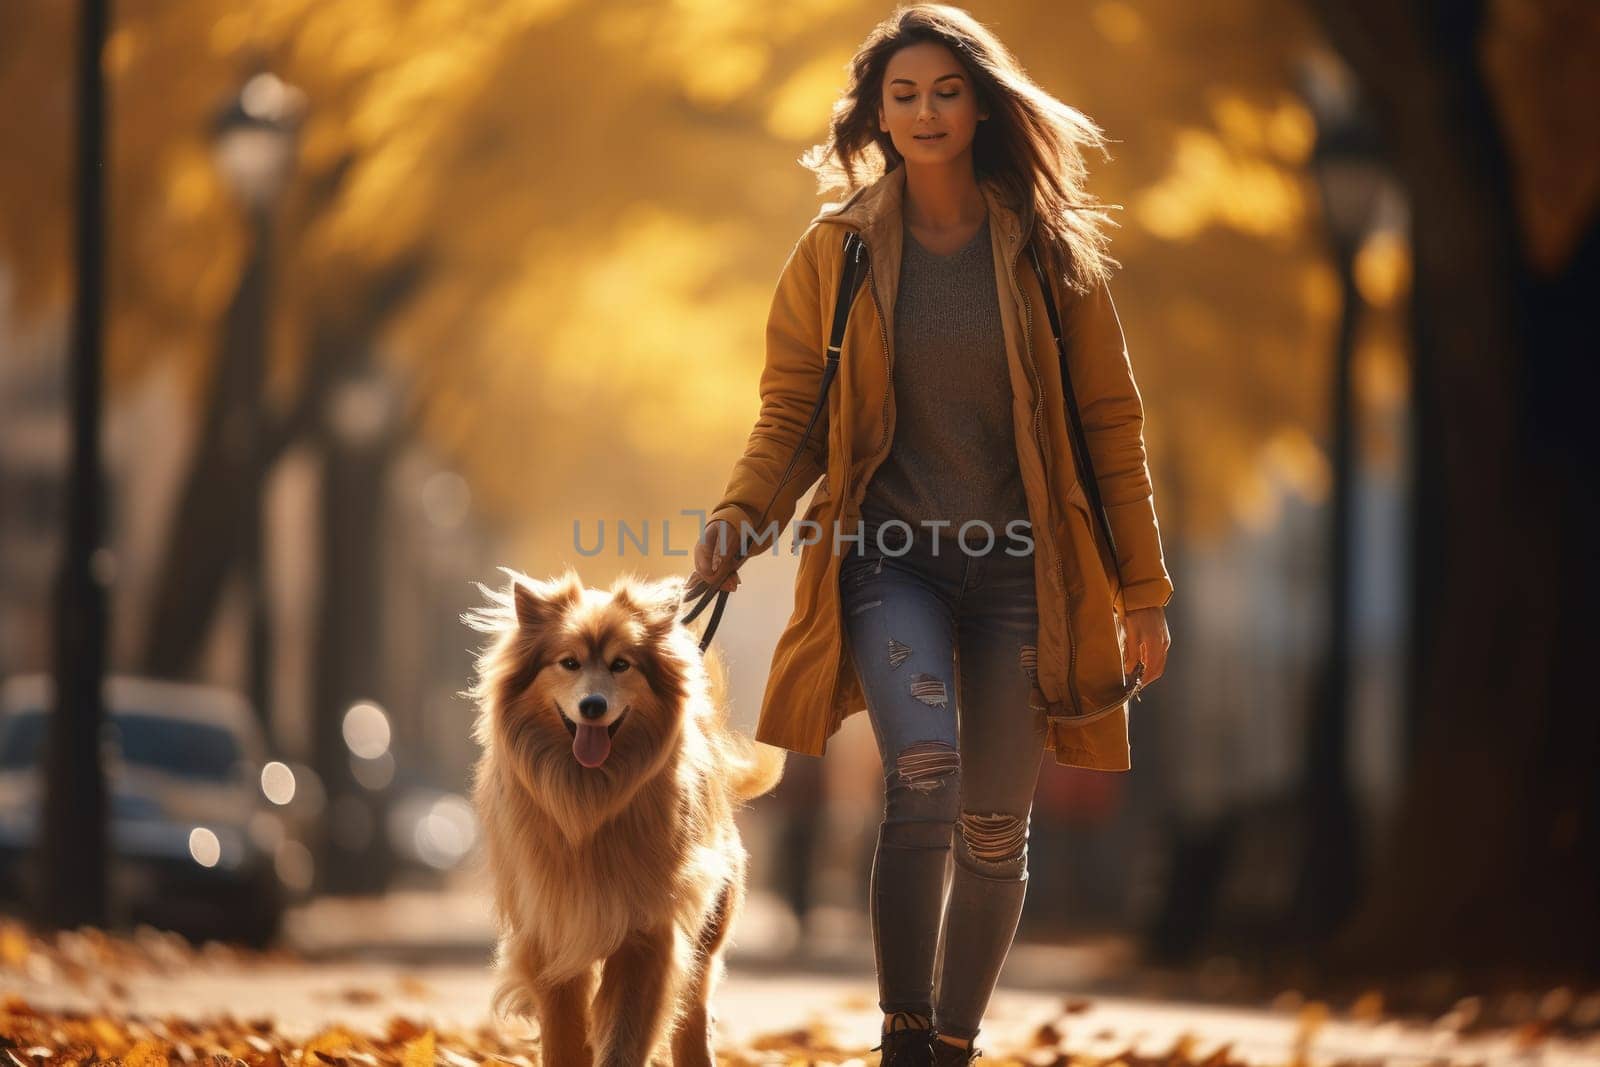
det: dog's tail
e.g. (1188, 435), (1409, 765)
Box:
(702, 645), (787, 801)
(731, 735), (787, 802)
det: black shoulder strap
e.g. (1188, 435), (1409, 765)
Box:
(681, 230), (869, 651)
(1025, 244), (1129, 603)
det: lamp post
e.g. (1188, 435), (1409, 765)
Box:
(209, 70), (305, 734)
(314, 362), (403, 894)
(39, 0), (111, 932)
(143, 70), (305, 694)
(1291, 49), (1389, 945)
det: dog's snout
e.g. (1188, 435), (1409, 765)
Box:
(578, 695), (608, 721)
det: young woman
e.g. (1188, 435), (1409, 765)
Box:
(691, 5), (1173, 1063)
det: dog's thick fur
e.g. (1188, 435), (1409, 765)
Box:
(464, 567), (785, 1066)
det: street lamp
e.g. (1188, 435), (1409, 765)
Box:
(1301, 52), (1387, 263)
(208, 70), (304, 739)
(210, 71), (305, 216)
(1290, 47), (1391, 945)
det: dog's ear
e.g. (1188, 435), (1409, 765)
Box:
(513, 570), (583, 633)
(612, 575), (686, 637)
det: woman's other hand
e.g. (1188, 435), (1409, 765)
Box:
(1122, 605), (1169, 687)
(692, 519), (742, 593)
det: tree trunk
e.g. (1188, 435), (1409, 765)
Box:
(1303, 0), (1600, 981)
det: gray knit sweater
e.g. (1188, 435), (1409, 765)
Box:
(858, 213), (1031, 554)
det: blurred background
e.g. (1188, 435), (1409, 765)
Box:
(0, 0), (1595, 1004)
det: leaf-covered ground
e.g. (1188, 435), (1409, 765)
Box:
(1, 919), (1598, 1067)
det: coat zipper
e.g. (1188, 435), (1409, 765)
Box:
(1004, 236), (1082, 717)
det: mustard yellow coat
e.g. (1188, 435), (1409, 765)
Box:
(709, 163), (1173, 771)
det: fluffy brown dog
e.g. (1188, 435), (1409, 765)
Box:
(464, 567), (785, 1066)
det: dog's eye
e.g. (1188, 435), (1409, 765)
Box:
(610, 658), (630, 673)
(559, 657), (581, 671)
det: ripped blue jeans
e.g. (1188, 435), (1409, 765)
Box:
(837, 522), (1048, 1043)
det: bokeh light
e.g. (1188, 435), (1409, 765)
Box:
(341, 701), (391, 760)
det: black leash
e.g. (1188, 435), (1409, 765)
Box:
(680, 230), (869, 652)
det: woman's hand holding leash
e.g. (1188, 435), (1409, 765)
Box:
(691, 519), (742, 594)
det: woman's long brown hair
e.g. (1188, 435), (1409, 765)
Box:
(800, 3), (1119, 293)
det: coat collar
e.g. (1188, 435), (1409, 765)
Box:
(811, 162), (1036, 255)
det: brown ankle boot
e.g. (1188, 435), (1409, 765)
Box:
(929, 1030), (984, 1064)
(872, 1011), (933, 1066)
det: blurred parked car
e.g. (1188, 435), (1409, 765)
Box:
(0, 674), (290, 946)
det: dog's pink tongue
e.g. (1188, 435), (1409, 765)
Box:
(573, 723), (612, 767)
